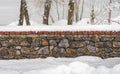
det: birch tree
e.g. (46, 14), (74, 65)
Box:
(18, 0), (31, 26)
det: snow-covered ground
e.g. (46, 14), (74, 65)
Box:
(0, 19), (118, 32)
(0, 56), (120, 74)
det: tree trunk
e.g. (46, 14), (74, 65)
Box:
(90, 0), (95, 25)
(68, 0), (74, 25)
(18, 0), (30, 26)
(80, 0), (84, 20)
(108, 0), (112, 25)
(43, 0), (52, 25)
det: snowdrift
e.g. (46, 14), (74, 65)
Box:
(0, 56), (120, 74)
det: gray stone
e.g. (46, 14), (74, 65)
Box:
(85, 40), (95, 46)
(58, 39), (69, 48)
(104, 48), (113, 53)
(106, 42), (112, 47)
(15, 50), (21, 55)
(21, 47), (30, 54)
(87, 45), (98, 53)
(115, 37), (120, 41)
(38, 46), (49, 55)
(101, 37), (114, 42)
(53, 47), (66, 57)
(31, 39), (41, 47)
(49, 40), (57, 46)
(70, 41), (85, 48)
(96, 42), (106, 48)
(1, 40), (9, 47)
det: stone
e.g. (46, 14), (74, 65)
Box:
(96, 42), (106, 48)
(77, 48), (88, 54)
(104, 48), (113, 53)
(106, 42), (112, 47)
(15, 46), (22, 50)
(31, 39), (41, 47)
(0, 43), (2, 48)
(6, 49), (15, 59)
(70, 41), (85, 48)
(101, 37), (114, 42)
(52, 47), (66, 57)
(21, 47), (30, 54)
(0, 47), (8, 56)
(30, 54), (39, 58)
(66, 48), (77, 57)
(1, 40), (9, 47)
(114, 37), (120, 41)
(49, 40), (57, 46)
(91, 36), (100, 42)
(20, 41), (30, 46)
(9, 39), (20, 45)
(41, 39), (49, 46)
(37, 46), (49, 55)
(25, 37), (33, 44)
(113, 42), (120, 47)
(58, 39), (69, 48)
(87, 45), (98, 53)
(15, 50), (21, 55)
(85, 41), (95, 46)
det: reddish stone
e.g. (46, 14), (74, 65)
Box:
(99, 31), (105, 35)
(105, 31), (111, 35)
(77, 32), (83, 35)
(111, 32), (117, 35)
(4, 32), (9, 35)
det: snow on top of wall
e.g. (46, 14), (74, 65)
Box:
(1, 20), (119, 32)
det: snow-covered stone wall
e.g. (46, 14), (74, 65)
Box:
(0, 32), (120, 59)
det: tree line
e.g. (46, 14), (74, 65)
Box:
(18, 0), (120, 26)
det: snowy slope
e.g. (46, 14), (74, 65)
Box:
(0, 56), (120, 74)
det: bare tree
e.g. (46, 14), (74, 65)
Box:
(43, 0), (52, 25)
(68, 0), (74, 25)
(90, 0), (95, 25)
(74, 0), (81, 22)
(108, 0), (112, 24)
(18, 0), (31, 26)
(54, 0), (60, 20)
(80, 0), (84, 20)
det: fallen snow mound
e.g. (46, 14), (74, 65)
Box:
(0, 56), (120, 74)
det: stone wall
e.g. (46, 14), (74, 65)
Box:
(0, 34), (120, 59)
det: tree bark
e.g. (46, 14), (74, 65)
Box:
(68, 0), (74, 25)
(18, 0), (30, 26)
(43, 0), (52, 25)
(80, 0), (84, 20)
(90, 0), (95, 25)
(108, 0), (112, 25)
